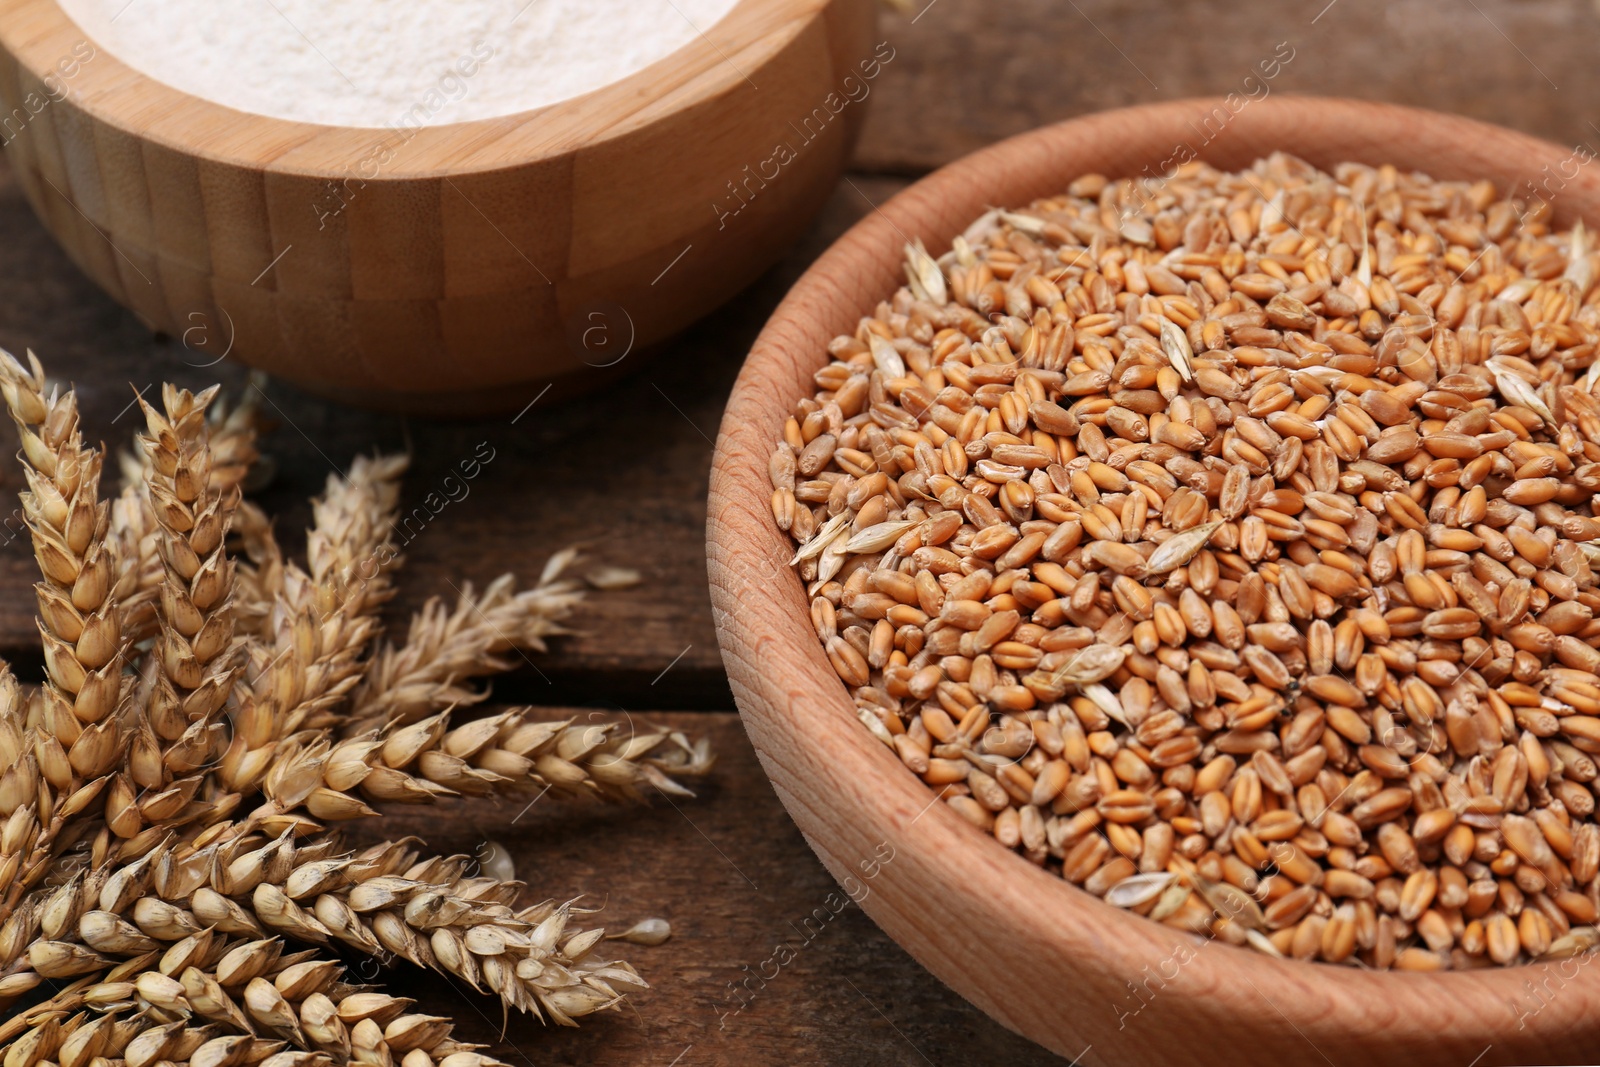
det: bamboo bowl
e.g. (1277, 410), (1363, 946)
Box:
(0, 0), (876, 413)
(708, 97), (1600, 1066)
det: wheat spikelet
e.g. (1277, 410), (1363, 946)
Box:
(0, 349), (715, 1061)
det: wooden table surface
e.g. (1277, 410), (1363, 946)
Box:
(2, 3), (1597, 1063)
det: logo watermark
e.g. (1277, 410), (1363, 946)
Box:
(712, 41), (897, 230)
(0, 40), (96, 147)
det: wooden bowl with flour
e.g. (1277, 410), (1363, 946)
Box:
(0, 0), (877, 412)
(708, 97), (1600, 1066)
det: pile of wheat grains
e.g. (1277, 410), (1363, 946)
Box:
(773, 153), (1600, 970)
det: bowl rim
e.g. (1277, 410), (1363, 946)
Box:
(0, 0), (827, 178)
(709, 94), (1600, 1059)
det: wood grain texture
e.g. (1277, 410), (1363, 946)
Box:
(0, 0), (878, 409)
(860, 0), (1600, 175)
(708, 98), (1600, 1066)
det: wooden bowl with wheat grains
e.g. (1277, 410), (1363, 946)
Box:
(0, 0), (876, 413)
(707, 96), (1600, 1066)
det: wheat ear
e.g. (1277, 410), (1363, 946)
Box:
(0, 352), (717, 1055)
(346, 557), (585, 733)
(230, 500), (285, 639)
(220, 457), (407, 798)
(4, 929), (499, 1067)
(300, 453), (406, 619)
(16, 829), (645, 1026)
(114, 387), (266, 645)
(241, 710), (714, 833)
(0, 352), (128, 916)
(110, 384), (240, 858)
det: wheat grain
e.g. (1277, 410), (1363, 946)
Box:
(780, 154), (1600, 970)
(585, 566), (642, 590)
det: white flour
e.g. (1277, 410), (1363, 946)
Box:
(57, 0), (742, 127)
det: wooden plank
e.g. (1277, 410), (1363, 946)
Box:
(0, 151), (910, 707)
(355, 711), (1055, 1067)
(858, 0), (1600, 174)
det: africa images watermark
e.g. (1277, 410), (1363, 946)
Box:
(313, 39), (497, 229)
(1507, 939), (1600, 1031)
(712, 40), (898, 230)
(0, 39), (97, 147)
(1112, 931), (1207, 1031)
(1122, 40), (1297, 218)
(350, 440), (497, 585)
(1515, 139), (1596, 226)
(713, 841), (896, 1029)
